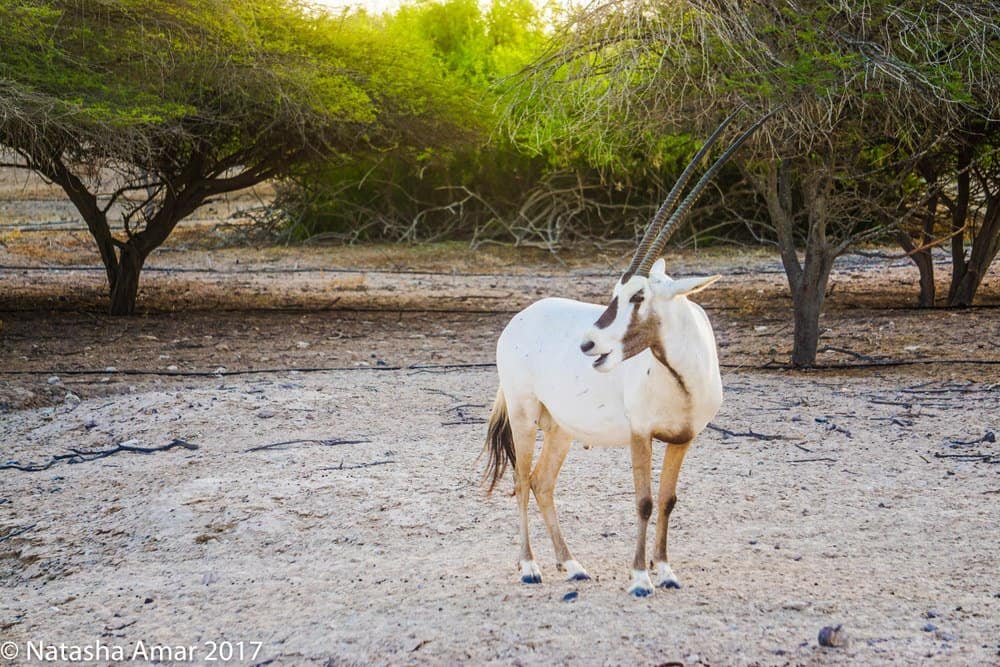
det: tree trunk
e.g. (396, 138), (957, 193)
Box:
(947, 144), (973, 303)
(913, 250), (936, 307)
(789, 248), (834, 367)
(753, 159), (837, 368)
(108, 243), (146, 316)
(948, 195), (1000, 307)
(791, 282), (823, 367)
(896, 191), (937, 307)
(896, 231), (936, 307)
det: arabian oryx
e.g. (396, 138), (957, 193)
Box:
(482, 110), (772, 597)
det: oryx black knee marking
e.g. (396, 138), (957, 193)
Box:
(638, 496), (653, 521)
(665, 495), (677, 518)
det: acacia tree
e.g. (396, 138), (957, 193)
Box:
(0, 0), (459, 314)
(512, 0), (999, 365)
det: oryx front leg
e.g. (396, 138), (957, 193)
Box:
(654, 441), (690, 589)
(510, 407), (541, 584)
(627, 434), (654, 597)
(531, 427), (589, 582)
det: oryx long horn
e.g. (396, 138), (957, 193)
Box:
(635, 108), (778, 276)
(622, 108), (744, 281)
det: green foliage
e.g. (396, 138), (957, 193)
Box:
(284, 0), (730, 246)
(0, 0), (464, 169)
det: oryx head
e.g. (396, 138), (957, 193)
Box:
(580, 108), (774, 372)
(580, 258), (721, 371)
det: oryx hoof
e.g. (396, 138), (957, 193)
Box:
(628, 569), (654, 598)
(520, 560), (542, 584)
(656, 562), (682, 589)
(562, 560), (591, 582)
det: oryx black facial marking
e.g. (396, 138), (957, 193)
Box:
(621, 300), (657, 360)
(594, 296), (619, 329)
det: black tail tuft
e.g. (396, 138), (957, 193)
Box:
(482, 389), (515, 495)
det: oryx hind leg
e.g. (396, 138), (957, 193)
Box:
(531, 424), (589, 582)
(508, 401), (542, 584)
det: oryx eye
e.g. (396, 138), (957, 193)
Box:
(629, 293), (644, 304)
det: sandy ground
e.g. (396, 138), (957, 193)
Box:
(1, 178), (999, 665)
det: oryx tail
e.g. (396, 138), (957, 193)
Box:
(483, 388), (515, 495)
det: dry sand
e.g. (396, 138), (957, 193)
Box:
(1, 366), (997, 665)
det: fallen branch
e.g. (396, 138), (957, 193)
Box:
(815, 417), (853, 439)
(707, 423), (785, 441)
(3, 359), (999, 379)
(245, 438), (369, 453)
(319, 460), (395, 471)
(819, 346), (884, 362)
(0, 438), (198, 472)
(1, 362), (498, 378)
(442, 403), (487, 427)
(934, 452), (997, 463)
(0, 524), (36, 543)
(946, 431), (995, 448)
(868, 398), (913, 408)
(789, 457), (838, 463)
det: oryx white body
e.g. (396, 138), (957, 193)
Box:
(497, 296), (720, 449)
(486, 260), (723, 596)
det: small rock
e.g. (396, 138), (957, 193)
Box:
(925, 609), (941, 619)
(562, 591), (578, 602)
(257, 409), (276, 419)
(143, 597), (154, 604)
(47, 375), (61, 385)
(934, 630), (955, 642)
(296, 341), (310, 349)
(104, 366), (117, 373)
(166, 365), (179, 372)
(84, 418), (97, 430)
(64, 392), (80, 403)
(783, 600), (809, 611)
(922, 623), (937, 632)
(818, 624), (846, 647)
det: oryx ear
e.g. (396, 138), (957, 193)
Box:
(668, 274), (721, 297)
(650, 257), (667, 276)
